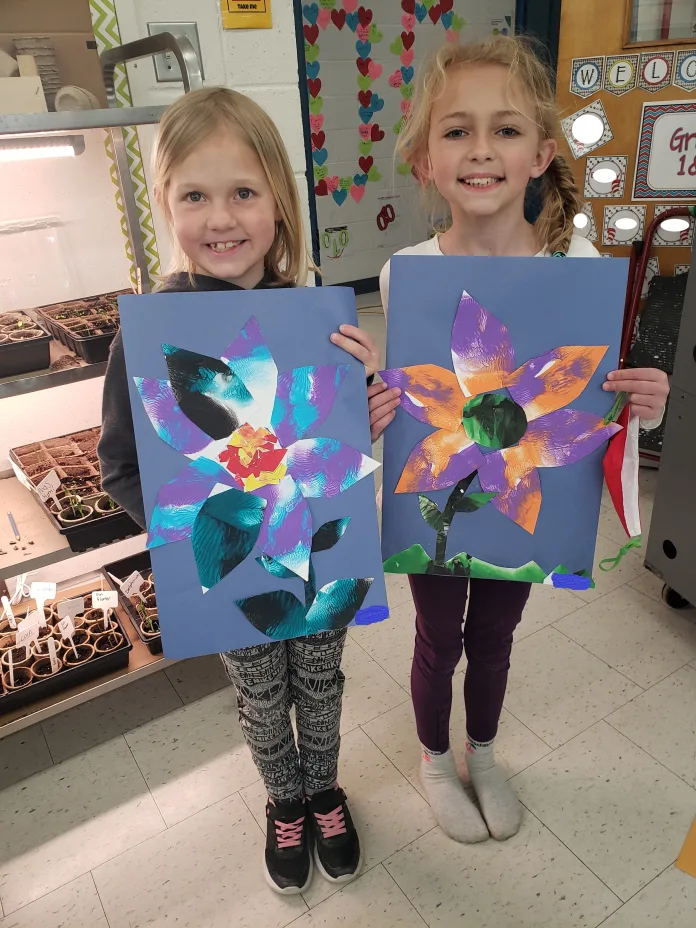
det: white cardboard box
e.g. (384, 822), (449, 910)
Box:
(0, 75), (47, 114)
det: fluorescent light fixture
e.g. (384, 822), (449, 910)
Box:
(0, 134), (85, 163)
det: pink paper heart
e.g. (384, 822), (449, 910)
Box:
(310, 114), (324, 132)
(359, 124), (371, 140)
(401, 99), (412, 115)
(326, 176), (340, 193)
(317, 8), (331, 29)
(343, 0), (358, 11)
(350, 184), (366, 203)
(368, 61), (382, 80)
(402, 13), (416, 30)
(357, 23), (370, 42)
(401, 49), (414, 67)
(446, 28), (458, 43)
(388, 70), (403, 88)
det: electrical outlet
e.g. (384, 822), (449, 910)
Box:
(147, 22), (204, 82)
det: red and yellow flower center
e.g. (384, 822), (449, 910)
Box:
(218, 424), (288, 491)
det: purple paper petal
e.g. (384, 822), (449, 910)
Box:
(135, 378), (211, 455)
(255, 475), (312, 580)
(395, 428), (484, 493)
(478, 453), (542, 534)
(147, 457), (239, 549)
(221, 316), (278, 424)
(451, 290), (515, 398)
(379, 365), (464, 430)
(517, 408), (622, 468)
(284, 437), (379, 498)
(271, 365), (349, 446)
(506, 345), (608, 422)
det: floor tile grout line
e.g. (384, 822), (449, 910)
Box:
(593, 860), (680, 926)
(603, 717), (696, 793)
(380, 863), (431, 926)
(89, 870), (112, 928)
(500, 703), (557, 751)
(37, 721), (58, 768)
(549, 622), (648, 692)
(348, 631), (415, 694)
(238, 787), (266, 838)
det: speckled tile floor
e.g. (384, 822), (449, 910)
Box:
(1, 308), (695, 927)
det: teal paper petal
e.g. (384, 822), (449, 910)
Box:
(305, 577), (373, 634)
(236, 589), (308, 640)
(256, 554), (298, 580)
(191, 488), (266, 590)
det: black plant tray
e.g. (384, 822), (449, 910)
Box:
(0, 324), (52, 378)
(0, 610), (132, 714)
(101, 550), (162, 654)
(34, 308), (116, 364)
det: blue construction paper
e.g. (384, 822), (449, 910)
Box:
(381, 256), (629, 580)
(119, 287), (387, 659)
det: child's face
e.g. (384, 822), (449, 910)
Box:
(165, 128), (280, 288)
(426, 63), (556, 222)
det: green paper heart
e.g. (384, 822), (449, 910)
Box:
(319, 0), (336, 8)
(357, 74), (372, 91)
(396, 161), (412, 175)
(314, 165), (328, 181)
(369, 24), (383, 43)
(401, 84), (414, 99)
(367, 165), (382, 182)
(359, 140), (373, 156)
(452, 14), (466, 31)
(390, 37), (404, 55)
(339, 176), (353, 191)
(305, 44), (320, 63)
(309, 96), (324, 115)
(423, 0), (435, 8)
(393, 117), (405, 135)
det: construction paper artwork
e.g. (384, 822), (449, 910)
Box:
(119, 288), (388, 658)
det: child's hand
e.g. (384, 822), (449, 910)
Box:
(368, 381), (401, 441)
(603, 368), (669, 421)
(330, 325), (380, 377)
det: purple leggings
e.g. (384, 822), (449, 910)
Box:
(409, 574), (531, 750)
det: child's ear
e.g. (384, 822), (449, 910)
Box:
(530, 137), (557, 179)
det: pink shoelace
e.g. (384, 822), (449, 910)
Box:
(275, 816), (305, 849)
(314, 805), (347, 840)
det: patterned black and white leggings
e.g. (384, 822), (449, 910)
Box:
(220, 628), (347, 802)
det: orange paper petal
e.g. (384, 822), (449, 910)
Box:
(381, 365), (465, 430)
(395, 426), (483, 494)
(506, 345), (608, 421)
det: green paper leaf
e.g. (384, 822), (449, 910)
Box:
(367, 165), (382, 182)
(418, 495), (444, 531)
(357, 74), (372, 91)
(309, 96), (323, 115)
(339, 176), (353, 191)
(314, 164), (328, 180)
(452, 14), (466, 31)
(369, 24), (383, 42)
(396, 161), (412, 175)
(453, 491), (497, 513)
(393, 118), (405, 135)
(390, 37), (404, 55)
(319, 0), (336, 8)
(423, 0), (435, 8)
(359, 140), (373, 156)
(401, 84), (414, 99)
(446, 474), (477, 510)
(305, 44), (320, 63)
(312, 517), (351, 553)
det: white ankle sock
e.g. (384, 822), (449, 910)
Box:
(465, 736), (522, 840)
(420, 747), (488, 844)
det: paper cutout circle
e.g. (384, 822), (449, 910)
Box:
(461, 393), (527, 450)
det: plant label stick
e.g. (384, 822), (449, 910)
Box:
(8, 649), (14, 688)
(121, 571), (144, 599)
(16, 618), (39, 662)
(46, 636), (59, 673)
(30, 581), (56, 626)
(56, 597), (84, 621)
(1, 595), (17, 630)
(93, 589), (117, 629)
(36, 470), (61, 510)
(57, 615), (78, 658)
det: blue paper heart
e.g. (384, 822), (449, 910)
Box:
(441, 11), (453, 29)
(332, 189), (348, 206)
(303, 3), (319, 25)
(371, 94), (384, 111)
(356, 40), (371, 59)
(359, 105), (374, 124)
(313, 148), (328, 166)
(415, 3), (428, 23)
(346, 11), (359, 31)
(306, 61), (320, 80)
(354, 173), (368, 186)
(401, 66), (414, 84)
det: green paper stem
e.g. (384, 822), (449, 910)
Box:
(604, 391), (628, 425)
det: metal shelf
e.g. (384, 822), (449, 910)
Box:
(0, 106), (168, 138)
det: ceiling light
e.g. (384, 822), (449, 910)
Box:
(0, 135), (85, 163)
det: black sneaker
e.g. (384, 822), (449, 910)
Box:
(264, 797), (313, 895)
(307, 786), (362, 884)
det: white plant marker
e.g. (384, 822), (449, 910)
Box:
(57, 615), (78, 659)
(93, 589), (117, 630)
(57, 597), (84, 621)
(1, 595), (17, 630)
(46, 636), (59, 673)
(8, 648), (14, 688)
(16, 617), (39, 662)
(30, 581), (56, 627)
(121, 571), (145, 599)
(36, 470), (61, 511)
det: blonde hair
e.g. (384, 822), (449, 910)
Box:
(154, 86), (313, 285)
(398, 35), (582, 255)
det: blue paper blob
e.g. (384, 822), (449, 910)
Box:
(354, 605), (390, 625)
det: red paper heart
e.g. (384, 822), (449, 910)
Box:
(356, 57), (371, 76)
(304, 24), (319, 45)
(359, 156), (374, 173)
(402, 31), (415, 50)
(358, 6), (373, 27)
(331, 8), (346, 28)
(311, 131), (326, 150)
(428, 4), (441, 23)
(402, 0), (415, 13)
(371, 124), (385, 141)
(315, 180), (328, 196)
(441, 0), (453, 10)
(358, 89), (373, 107)
(308, 78), (322, 98)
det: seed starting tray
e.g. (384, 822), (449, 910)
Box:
(101, 550), (162, 655)
(35, 289), (129, 364)
(9, 427), (142, 552)
(0, 311), (52, 378)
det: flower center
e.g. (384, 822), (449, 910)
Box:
(218, 424), (288, 491)
(462, 392), (527, 450)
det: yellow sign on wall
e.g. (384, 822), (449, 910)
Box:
(221, 0), (272, 29)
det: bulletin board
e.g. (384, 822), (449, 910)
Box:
(298, 0), (516, 286)
(556, 2), (696, 279)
